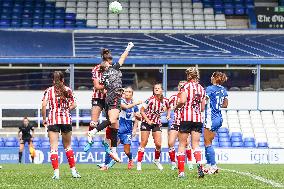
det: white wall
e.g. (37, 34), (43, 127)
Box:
(0, 91), (283, 110)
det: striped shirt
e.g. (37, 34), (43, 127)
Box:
(180, 81), (206, 123)
(142, 95), (170, 125)
(42, 86), (75, 125)
(169, 93), (182, 125)
(92, 65), (106, 99)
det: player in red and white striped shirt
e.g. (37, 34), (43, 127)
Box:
(42, 71), (80, 180)
(175, 67), (206, 179)
(168, 81), (186, 170)
(137, 83), (171, 171)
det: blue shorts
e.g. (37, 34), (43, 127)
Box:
(118, 133), (132, 145)
(204, 117), (223, 132)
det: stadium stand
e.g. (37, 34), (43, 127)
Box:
(1, 110), (284, 148)
(0, 0), (240, 29)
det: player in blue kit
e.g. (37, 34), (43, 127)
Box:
(204, 72), (228, 174)
(118, 86), (141, 169)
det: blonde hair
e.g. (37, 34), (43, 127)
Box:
(185, 67), (200, 82)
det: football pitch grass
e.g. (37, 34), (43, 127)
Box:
(1, 164), (284, 188)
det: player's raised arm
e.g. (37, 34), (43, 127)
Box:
(118, 42), (134, 66)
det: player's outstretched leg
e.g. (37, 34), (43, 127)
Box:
(84, 120), (111, 152)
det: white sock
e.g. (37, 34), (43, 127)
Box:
(90, 128), (98, 136)
(71, 167), (76, 174)
(111, 147), (117, 153)
(54, 169), (59, 176)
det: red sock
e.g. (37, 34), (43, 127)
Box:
(186, 148), (192, 161)
(194, 150), (202, 164)
(155, 149), (161, 160)
(177, 153), (185, 173)
(66, 148), (75, 168)
(137, 150), (144, 162)
(50, 151), (59, 170)
(169, 148), (176, 162)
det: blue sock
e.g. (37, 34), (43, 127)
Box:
(126, 152), (132, 160)
(205, 146), (211, 165)
(105, 154), (111, 165)
(206, 145), (216, 166)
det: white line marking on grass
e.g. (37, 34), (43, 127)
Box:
(222, 168), (284, 188)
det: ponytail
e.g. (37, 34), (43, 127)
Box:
(53, 71), (69, 100)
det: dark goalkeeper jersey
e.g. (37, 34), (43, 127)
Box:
(19, 124), (34, 139)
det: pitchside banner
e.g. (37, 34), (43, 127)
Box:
(255, 7), (284, 29)
(19, 148), (284, 164)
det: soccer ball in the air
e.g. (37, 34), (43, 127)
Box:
(109, 1), (123, 14)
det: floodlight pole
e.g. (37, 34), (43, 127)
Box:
(163, 64), (168, 96)
(256, 64), (261, 110)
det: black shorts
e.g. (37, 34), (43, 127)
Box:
(20, 138), (31, 144)
(169, 124), (179, 131)
(92, 98), (105, 110)
(179, 121), (203, 134)
(105, 95), (121, 111)
(140, 122), (161, 132)
(47, 124), (72, 133)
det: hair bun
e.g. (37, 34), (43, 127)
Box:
(101, 48), (110, 56)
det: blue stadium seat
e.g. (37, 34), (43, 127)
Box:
(14, 2), (24, 8)
(55, 13), (65, 19)
(244, 141), (256, 148)
(43, 19), (54, 27)
(1, 14), (11, 19)
(219, 137), (230, 142)
(131, 141), (140, 147)
(232, 141), (243, 147)
(33, 19), (43, 28)
(33, 13), (43, 19)
(199, 141), (205, 147)
(35, 2), (45, 8)
(218, 132), (229, 138)
(0, 138), (5, 142)
(41, 141), (50, 148)
(257, 142), (268, 148)
(244, 137), (255, 142)
(65, 13), (76, 20)
(6, 137), (17, 142)
(33, 142), (41, 148)
(76, 20), (87, 28)
(231, 137), (242, 142)
(11, 19), (21, 27)
(55, 8), (65, 14)
(225, 8), (234, 15)
(0, 19), (11, 27)
(0, 142), (5, 147)
(132, 135), (139, 142)
(5, 141), (17, 147)
(42, 137), (49, 143)
(219, 141), (231, 147)
(12, 13), (21, 19)
(2, 8), (12, 14)
(218, 127), (229, 133)
(32, 137), (41, 142)
(22, 13), (33, 19)
(34, 8), (44, 14)
(12, 7), (23, 14)
(71, 141), (78, 147)
(72, 136), (78, 142)
(45, 2), (55, 8)
(45, 7), (55, 14)
(212, 140), (219, 147)
(231, 132), (242, 137)
(21, 19), (32, 27)
(54, 19), (64, 28)
(79, 137), (88, 142)
(235, 4), (245, 15)
(118, 143), (124, 148)
(79, 141), (88, 147)
(44, 13), (54, 19)
(92, 141), (103, 148)
(23, 8), (34, 14)
(93, 136), (102, 142)
(2, 1), (13, 8)
(200, 137), (204, 142)
(24, 2), (34, 8)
